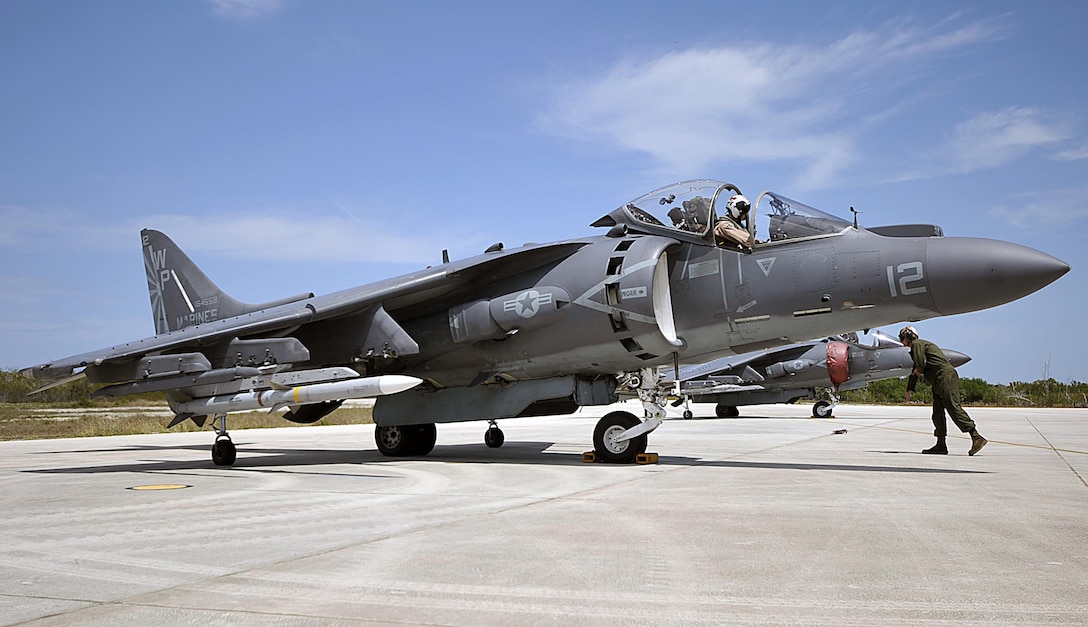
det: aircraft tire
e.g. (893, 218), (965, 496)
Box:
(211, 437), (236, 466)
(683, 410), (693, 420)
(373, 424), (429, 456)
(715, 404), (740, 418)
(812, 401), (833, 418)
(593, 411), (646, 463)
(484, 425), (504, 448)
(408, 423), (437, 456)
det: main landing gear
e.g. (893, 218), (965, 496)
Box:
(211, 414), (237, 466)
(373, 423), (437, 456)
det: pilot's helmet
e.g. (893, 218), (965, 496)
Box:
(898, 325), (919, 343)
(726, 194), (751, 220)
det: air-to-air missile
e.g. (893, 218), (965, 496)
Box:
(170, 371), (422, 423)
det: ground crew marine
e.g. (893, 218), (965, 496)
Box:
(899, 326), (987, 456)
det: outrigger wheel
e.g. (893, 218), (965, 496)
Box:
(592, 411), (648, 463)
(812, 400), (833, 418)
(484, 421), (505, 448)
(210, 413), (236, 466)
(211, 435), (237, 466)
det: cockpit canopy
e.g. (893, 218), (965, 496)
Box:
(591, 179), (734, 240)
(831, 329), (905, 350)
(593, 179), (854, 249)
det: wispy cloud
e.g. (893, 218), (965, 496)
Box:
(0, 205), (129, 252)
(537, 16), (1006, 189)
(209, 0), (284, 20)
(946, 107), (1072, 171)
(142, 211), (441, 264)
(1052, 144), (1088, 161)
(0, 204), (474, 266)
(990, 188), (1088, 230)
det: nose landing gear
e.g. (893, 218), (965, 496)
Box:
(812, 388), (839, 418)
(592, 367), (667, 463)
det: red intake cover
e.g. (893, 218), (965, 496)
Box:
(826, 342), (850, 389)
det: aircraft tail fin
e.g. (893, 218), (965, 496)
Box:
(142, 229), (250, 335)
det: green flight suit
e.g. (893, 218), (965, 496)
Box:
(906, 338), (976, 437)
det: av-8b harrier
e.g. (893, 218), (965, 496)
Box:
(22, 180), (1069, 464)
(669, 330), (971, 419)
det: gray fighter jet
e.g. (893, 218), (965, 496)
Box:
(669, 330), (970, 419)
(21, 180), (1068, 464)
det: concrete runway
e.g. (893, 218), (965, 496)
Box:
(2, 402), (1087, 625)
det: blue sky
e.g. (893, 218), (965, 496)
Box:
(1, 1), (1084, 385)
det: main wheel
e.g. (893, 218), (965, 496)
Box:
(593, 411), (647, 463)
(715, 404), (740, 418)
(484, 426), (505, 448)
(812, 400), (833, 418)
(375, 424), (437, 457)
(682, 409), (693, 420)
(211, 437), (236, 466)
(407, 423), (437, 456)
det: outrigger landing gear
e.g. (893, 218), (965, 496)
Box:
(592, 367), (667, 463)
(210, 413), (236, 466)
(484, 420), (505, 448)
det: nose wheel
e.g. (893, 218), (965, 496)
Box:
(593, 411), (648, 463)
(812, 388), (840, 418)
(484, 421), (505, 448)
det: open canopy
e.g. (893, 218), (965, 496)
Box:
(593, 179), (855, 249)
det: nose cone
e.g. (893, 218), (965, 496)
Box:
(943, 348), (972, 368)
(926, 238), (1069, 316)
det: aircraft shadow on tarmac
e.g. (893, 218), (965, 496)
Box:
(24, 441), (985, 475)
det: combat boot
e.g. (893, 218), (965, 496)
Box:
(922, 439), (947, 455)
(969, 431), (988, 456)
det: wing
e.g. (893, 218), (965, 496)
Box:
(673, 342), (819, 383)
(22, 230), (592, 396)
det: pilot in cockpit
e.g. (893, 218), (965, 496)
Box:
(667, 196), (711, 232)
(714, 194), (753, 251)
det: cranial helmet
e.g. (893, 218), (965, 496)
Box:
(726, 194), (751, 220)
(898, 325), (919, 343)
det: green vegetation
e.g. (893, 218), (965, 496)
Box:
(840, 377), (1088, 408)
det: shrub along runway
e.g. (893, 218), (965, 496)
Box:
(1, 403), (1086, 625)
